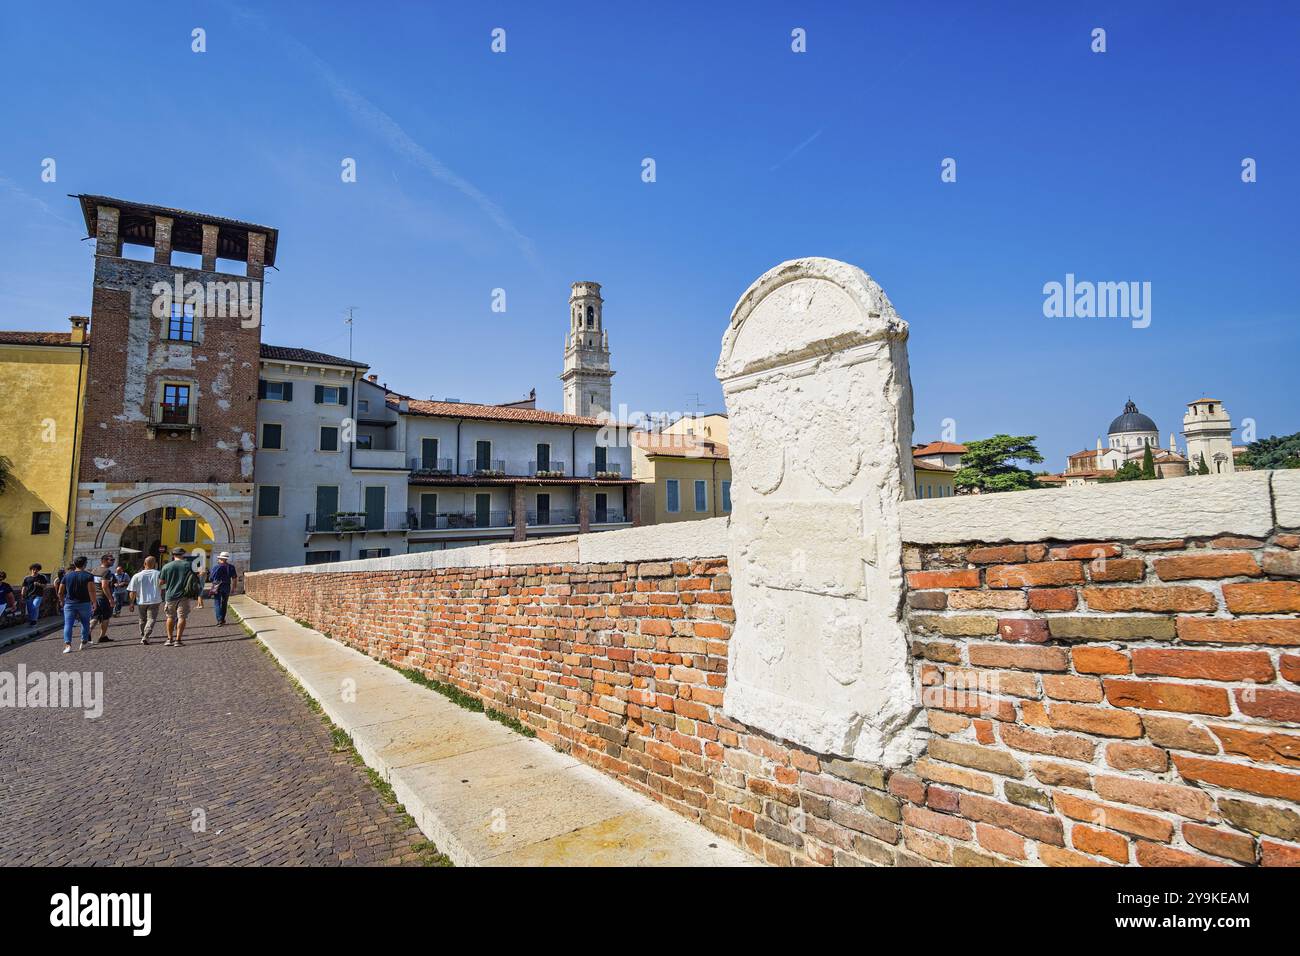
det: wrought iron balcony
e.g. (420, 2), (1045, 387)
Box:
(526, 509), (578, 526)
(466, 458), (507, 477)
(305, 511), (414, 533)
(528, 460), (567, 478)
(589, 508), (627, 524)
(408, 510), (514, 530)
(409, 456), (454, 475)
(149, 402), (197, 430)
(587, 462), (623, 478)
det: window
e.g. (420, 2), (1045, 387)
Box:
(721, 480), (732, 513)
(665, 479), (680, 513)
(314, 384), (348, 406)
(315, 486), (339, 532)
(260, 422), (282, 450)
(319, 426), (339, 452)
(364, 486), (385, 530)
(161, 383), (190, 424)
(586, 305), (594, 326)
(31, 511), (51, 535)
(358, 548), (391, 559)
(595, 446), (607, 473)
(418, 493), (438, 530)
(167, 303), (195, 342)
(536, 492), (550, 523)
(536, 443), (550, 472)
(594, 492), (608, 523)
(355, 434), (373, 449)
(474, 493), (492, 528)
(421, 437), (439, 469)
(305, 550), (340, 565)
(357, 399), (369, 413)
(258, 380), (293, 401)
(178, 518), (197, 543)
(475, 440), (492, 471)
(257, 485), (280, 517)
(694, 480), (707, 512)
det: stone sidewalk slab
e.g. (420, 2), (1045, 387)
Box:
(232, 595), (758, 867)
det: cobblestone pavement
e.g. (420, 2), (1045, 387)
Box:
(0, 602), (434, 865)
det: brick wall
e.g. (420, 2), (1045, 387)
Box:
(246, 530), (1300, 867)
(80, 257), (261, 484)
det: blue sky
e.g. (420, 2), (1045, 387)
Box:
(1, 1), (1297, 469)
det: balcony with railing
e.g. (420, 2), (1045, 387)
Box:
(305, 511), (413, 534)
(526, 508), (579, 526)
(407, 510), (514, 531)
(587, 462), (623, 479)
(465, 458), (507, 477)
(589, 506), (627, 524)
(352, 447), (408, 470)
(149, 402), (197, 431)
(528, 460), (567, 478)
(409, 456), (454, 475)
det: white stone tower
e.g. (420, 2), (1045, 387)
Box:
(561, 281), (614, 418)
(1183, 398), (1236, 475)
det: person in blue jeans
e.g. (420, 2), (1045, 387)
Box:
(21, 563), (48, 625)
(56, 556), (96, 653)
(207, 552), (238, 626)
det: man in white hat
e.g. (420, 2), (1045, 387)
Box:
(207, 551), (238, 626)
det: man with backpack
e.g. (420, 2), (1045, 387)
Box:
(160, 547), (199, 647)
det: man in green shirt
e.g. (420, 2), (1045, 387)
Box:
(159, 547), (194, 647)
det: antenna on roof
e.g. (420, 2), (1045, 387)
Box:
(344, 307), (357, 359)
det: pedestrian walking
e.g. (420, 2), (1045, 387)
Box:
(21, 563), (48, 625)
(56, 556), (95, 653)
(111, 564), (130, 616)
(160, 547), (197, 647)
(91, 554), (115, 643)
(207, 552), (238, 626)
(128, 556), (163, 644)
(0, 571), (15, 613)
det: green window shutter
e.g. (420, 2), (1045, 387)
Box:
(258, 379), (267, 399)
(338, 386), (349, 406)
(283, 381), (293, 401)
(314, 384), (324, 404)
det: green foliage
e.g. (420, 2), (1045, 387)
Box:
(1099, 460), (1144, 483)
(952, 435), (1044, 494)
(1239, 431), (1300, 470)
(1196, 453), (1211, 475)
(1141, 444), (1156, 479)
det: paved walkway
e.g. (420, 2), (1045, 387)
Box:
(0, 602), (434, 865)
(234, 596), (757, 866)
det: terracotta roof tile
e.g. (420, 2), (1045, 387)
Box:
(394, 397), (606, 427)
(0, 331), (78, 346)
(913, 441), (966, 455)
(260, 344), (368, 368)
(632, 431), (729, 459)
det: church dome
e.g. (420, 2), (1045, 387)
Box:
(1108, 399), (1158, 435)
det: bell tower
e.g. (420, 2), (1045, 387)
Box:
(561, 280), (614, 418)
(1183, 398), (1236, 475)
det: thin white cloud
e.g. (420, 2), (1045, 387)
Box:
(231, 6), (539, 268)
(770, 128), (824, 172)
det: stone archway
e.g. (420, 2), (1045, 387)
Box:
(94, 488), (234, 552)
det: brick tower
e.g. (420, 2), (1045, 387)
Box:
(70, 195), (278, 573)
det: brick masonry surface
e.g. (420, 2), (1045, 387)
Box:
(0, 607), (431, 865)
(247, 532), (1300, 867)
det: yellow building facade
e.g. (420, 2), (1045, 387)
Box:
(631, 430), (733, 525)
(0, 320), (90, 576)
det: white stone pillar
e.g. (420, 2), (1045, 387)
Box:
(716, 258), (920, 765)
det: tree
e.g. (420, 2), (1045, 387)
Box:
(1239, 431), (1300, 470)
(1140, 444), (1157, 480)
(953, 435), (1043, 494)
(1196, 453), (1210, 476)
(1099, 460), (1144, 483)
